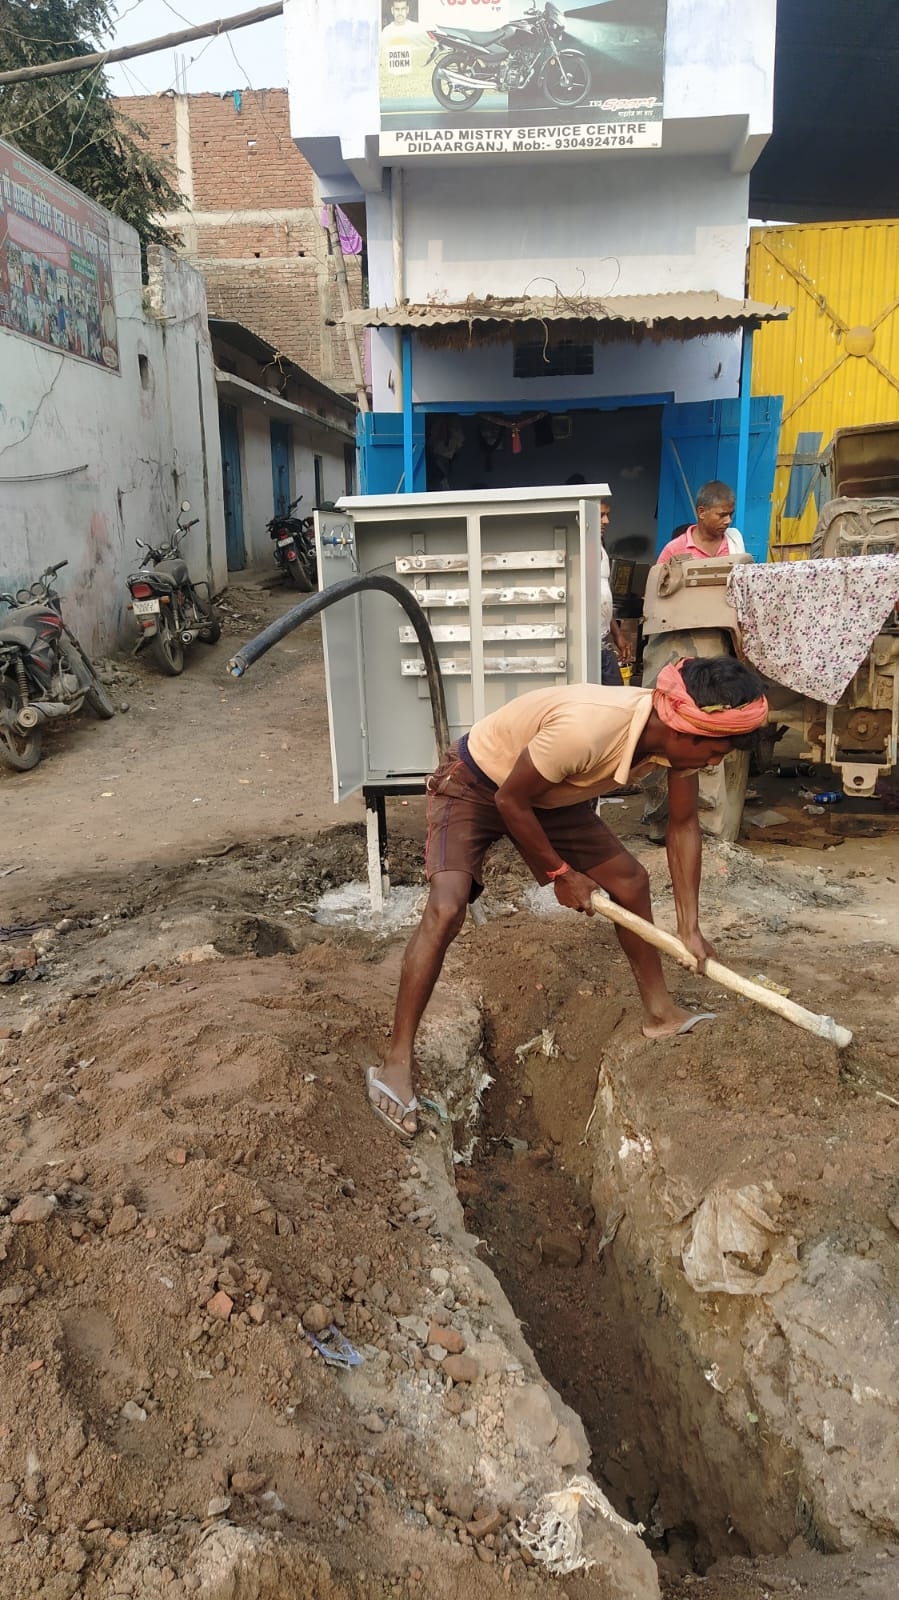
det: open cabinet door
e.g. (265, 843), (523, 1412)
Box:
(315, 508), (366, 804)
(657, 396), (783, 560)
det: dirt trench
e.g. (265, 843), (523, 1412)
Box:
(448, 896), (899, 1590)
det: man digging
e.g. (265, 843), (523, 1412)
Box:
(368, 657), (768, 1139)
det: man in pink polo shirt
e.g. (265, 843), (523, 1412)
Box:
(657, 481), (745, 563)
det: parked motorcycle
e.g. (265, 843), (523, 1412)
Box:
(426, 1), (590, 112)
(0, 559), (115, 772)
(127, 501), (221, 676)
(267, 495), (317, 591)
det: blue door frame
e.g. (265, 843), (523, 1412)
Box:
(218, 401), (246, 570)
(270, 420), (291, 515)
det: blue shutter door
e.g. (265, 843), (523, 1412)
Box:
(658, 396), (783, 561)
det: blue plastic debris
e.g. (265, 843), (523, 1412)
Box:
(305, 1325), (363, 1368)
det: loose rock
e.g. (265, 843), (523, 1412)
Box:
(107, 1205), (139, 1238)
(468, 1510), (503, 1540)
(538, 1231), (583, 1268)
(302, 1303), (333, 1334)
(0, 1511), (22, 1545)
(10, 1193), (56, 1225)
(427, 1321), (465, 1354)
(231, 1471), (267, 1494)
(503, 1384), (558, 1448)
(443, 1353), (480, 1384)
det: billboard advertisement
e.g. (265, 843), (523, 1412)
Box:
(379, 0), (667, 157)
(0, 139), (119, 374)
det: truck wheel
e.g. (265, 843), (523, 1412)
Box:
(641, 629), (750, 844)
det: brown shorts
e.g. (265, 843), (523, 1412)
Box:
(425, 743), (625, 901)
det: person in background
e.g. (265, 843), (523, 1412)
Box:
(565, 477), (631, 684)
(657, 482), (745, 563)
(642, 485), (749, 843)
(600, 499), (633, 684)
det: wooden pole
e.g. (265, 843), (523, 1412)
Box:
(589, 891), (853, 1048)
(0, 4), (284, 87)
(325, 207), (369, 416)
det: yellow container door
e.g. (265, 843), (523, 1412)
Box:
(749, 219), (899, 559)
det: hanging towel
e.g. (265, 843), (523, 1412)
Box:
(727, 555), (899, 705)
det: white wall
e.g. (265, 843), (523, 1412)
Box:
(0, 224), (226, 655)
(232, 402), (349, 568)
(382, 326), (741, 411)
(398, 156), (749, 302)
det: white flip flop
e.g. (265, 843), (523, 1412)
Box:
(366, 1066), (419, 1141)
(675, 1011), (718, 1035)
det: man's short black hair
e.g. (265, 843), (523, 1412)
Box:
(680, 656), (765, 750)
(696, 480), (735, 511)
(680, 655), (763, 709)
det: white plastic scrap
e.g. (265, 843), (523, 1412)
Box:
(514, 1028), (559, 1064)
(452, 1136), (479, 1167)
(516, 1474), (643, 1576)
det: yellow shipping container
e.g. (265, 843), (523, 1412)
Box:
(748, 219), (899, 559)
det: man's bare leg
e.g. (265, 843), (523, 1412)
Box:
(588, 851), (697, 1039)
(374, 870), (472, 1133)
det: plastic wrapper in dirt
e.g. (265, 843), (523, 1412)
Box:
(681, 1183), (800, 1296)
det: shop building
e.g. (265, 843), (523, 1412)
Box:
(285, 0), (787, 563)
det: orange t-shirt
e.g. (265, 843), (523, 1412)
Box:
(467, 684), (659, 807)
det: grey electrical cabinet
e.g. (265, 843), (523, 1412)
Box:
(314, 485), (610, 805)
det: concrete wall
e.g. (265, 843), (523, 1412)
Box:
(365, 152), (749, 410)
(0, 199), (225, 654)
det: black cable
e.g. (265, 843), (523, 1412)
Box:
(227, 575), (450, 755)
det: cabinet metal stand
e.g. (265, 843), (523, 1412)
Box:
(364, 781), (426, 913)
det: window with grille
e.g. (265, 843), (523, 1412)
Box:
(513, 339), (594, 379)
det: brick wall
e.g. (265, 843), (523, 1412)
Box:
(121, 95), (176, 155)
(118, 90), (361, 394)
(185, 90), (314, 211)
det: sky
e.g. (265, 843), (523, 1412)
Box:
(103, 0), (287, 98)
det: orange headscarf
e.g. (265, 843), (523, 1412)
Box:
(653, 660), (768, 737)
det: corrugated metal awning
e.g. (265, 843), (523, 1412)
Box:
(342, 292), (791, 346)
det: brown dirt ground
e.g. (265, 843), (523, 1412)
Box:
(1, 574), (898, 1600)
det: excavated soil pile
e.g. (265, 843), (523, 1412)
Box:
(1, 824), (898, 1600)
(0, 936), (657, 1600)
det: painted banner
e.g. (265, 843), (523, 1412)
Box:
(0, 139), (119, 374)
(379, 0), (667, 156)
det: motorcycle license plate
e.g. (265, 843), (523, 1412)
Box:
(277, 536), (293, 547)
(132, 598), (160, 615)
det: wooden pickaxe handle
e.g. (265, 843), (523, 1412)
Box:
(589, 891), (852, 1049)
